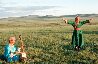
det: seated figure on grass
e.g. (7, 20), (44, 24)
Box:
(3, 36), (27, 62)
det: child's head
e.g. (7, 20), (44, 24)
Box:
(9, 36), (16, 45)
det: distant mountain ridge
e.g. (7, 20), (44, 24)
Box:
(21, 14), (98, 18)
(0, 14), (98, 20)
(60, 14), (98, 17)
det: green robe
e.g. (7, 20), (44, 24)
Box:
(67, 20), (90, 48)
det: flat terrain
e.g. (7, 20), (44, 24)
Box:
(0, 16), (98, 64)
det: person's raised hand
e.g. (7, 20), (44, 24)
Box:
(89, 18), (93, 21)
(62, 18), (68, 23)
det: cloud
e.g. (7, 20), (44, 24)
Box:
(0, 6), (58, 18)
(0, 1), (3, 6)
(31, 7), (75, 16)
(3, 6), (57, 11)
(0, 5), (98, 18)
(0, 0), (65, 7)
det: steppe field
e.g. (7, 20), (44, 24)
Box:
(0, 16), (98, 64)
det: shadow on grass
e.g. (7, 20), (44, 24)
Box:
(90, 44), (98, 54)
(62, 44), (73, 51)
(61, 44), (76, 56)
(32, 31), (98, 34)
(83, 31), (98, 34)
(67, 60), (91, 64)
(0, 54), (7, 64)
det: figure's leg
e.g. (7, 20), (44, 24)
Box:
(72, 33), (76, 48)
(12, 55), (20, 62)
(79, 31), (84, 48)
(75, 31), (80, 50)
(7, 57), (13, 62)
(76, 31), (80, 46)
(75, 31), (78, 46)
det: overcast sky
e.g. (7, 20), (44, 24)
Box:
(0, 0), (98, 18)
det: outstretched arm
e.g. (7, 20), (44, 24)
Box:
(81, 18), (93, 25)
(62, 18), (74, 25)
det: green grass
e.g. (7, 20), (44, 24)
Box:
(0, 17), (98, 64)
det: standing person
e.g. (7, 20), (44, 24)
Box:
(63, 16), (92, 50)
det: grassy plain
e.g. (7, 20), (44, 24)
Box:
(0, 17), (98, 64)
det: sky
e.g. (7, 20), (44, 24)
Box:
(0, 0), (98, 18)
